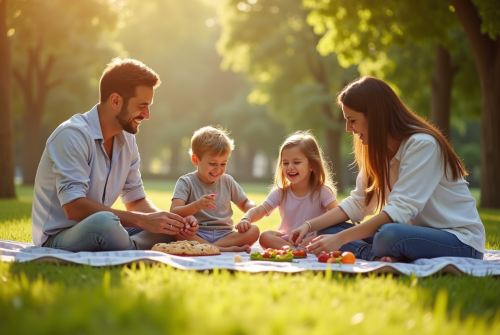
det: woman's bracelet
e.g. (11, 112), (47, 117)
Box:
(304, 220), (312, 232)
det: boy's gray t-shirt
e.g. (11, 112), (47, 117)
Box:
(172, 172), (247, 230)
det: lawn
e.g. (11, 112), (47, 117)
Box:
(1, 181), (500, 334)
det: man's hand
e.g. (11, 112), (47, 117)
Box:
(196, 195), (217, 211)
(141, 211), (187, 235)
(176, 215), (199, 239)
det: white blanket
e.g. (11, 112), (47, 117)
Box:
(1, 239), (499, 277)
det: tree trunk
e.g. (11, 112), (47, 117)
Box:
(21, 104), (43, 185)
(430, 44), (458, 139)
(242, 143), (257, 181)
(0, 0), (16, 198)
(303, 30), (346, 192)
(479, 69), (500, 208)
(231, 147), (245, 180)
(14, 44), (60, 185)
(322, 104), (344, 192)
(170, 140), (181, 176)
(451, 0), (500, 208)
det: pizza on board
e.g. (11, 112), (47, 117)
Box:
(152, 240), (220, 256)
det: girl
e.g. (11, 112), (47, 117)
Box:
(291, 77), (485, 263)
(238, 131), (338, 249)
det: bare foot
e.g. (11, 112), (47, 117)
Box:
(374, 256), (397, 263)
(218, 245), (251, 253)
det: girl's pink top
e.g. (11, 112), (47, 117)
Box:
(264, 186), (336, 235)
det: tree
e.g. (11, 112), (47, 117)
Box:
(116, 0), (254, 178)
(304, 0), (472, 139)
(357, 39), (480, 132)
(218, 0), (356, 190)
(0, 0), (16, 198)
(9, 0), (119, 184)
(450, 0), (500, 207)
(213, 89), (286, 180)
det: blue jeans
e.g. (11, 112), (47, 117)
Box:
(42, 211), (173, 251)
(318, 222), (484, 262)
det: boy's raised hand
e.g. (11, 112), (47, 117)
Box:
(196, 195), (217, 210)
(235, 218), (251, 233)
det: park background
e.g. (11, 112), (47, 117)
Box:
(1, 0), (499, 202)
(1, 0), (500, 334)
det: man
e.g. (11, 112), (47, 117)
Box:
(32, 58), (198, 251)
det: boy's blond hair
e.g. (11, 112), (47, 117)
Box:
(189, 126), (235, 159)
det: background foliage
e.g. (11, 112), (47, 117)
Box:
(3, 0), (486, 190)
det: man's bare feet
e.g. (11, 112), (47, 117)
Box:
(218, 244), (251, 253)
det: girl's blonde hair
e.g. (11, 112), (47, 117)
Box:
(273, 131), (337, 203)
(337, 76), (467, 212)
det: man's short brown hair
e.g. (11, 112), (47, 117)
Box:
(189, 126), (235, 159)
(99, 58), (161, 104)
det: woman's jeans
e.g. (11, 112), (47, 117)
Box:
(42, 211), (173, 252)
(318, 222), (484, 262)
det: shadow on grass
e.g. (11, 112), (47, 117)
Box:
(8, 262), (125, 288)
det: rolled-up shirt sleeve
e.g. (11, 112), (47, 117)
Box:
(120, 137), (146, 204)
(47, 127), (91, 206)
(382, 138), (444, 224)
(338, 170), (377, 223)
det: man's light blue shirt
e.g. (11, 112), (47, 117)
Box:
(32, 105), (146, 246)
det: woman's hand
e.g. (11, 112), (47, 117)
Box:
(306, 234), (345, 256)
(289, 224), (310, 246)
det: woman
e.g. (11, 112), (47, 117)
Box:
(290, 77), (485, 262)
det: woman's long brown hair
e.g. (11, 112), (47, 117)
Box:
(337, 77), (467, 212)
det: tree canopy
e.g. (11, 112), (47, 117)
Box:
(218, 0), (360, 189)
(8, 0), (121, 184)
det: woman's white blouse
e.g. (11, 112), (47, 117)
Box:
(338, 133), (486, 253)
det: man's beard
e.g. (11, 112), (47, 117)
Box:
(116, 103), (143, 134)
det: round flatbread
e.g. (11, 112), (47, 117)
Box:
(152, 240), (220, 256)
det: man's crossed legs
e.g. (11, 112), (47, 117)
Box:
(42, 211), (173, 252)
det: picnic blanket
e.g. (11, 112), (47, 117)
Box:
(2, 239), (500, 277)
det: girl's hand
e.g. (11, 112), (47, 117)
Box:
(306, 234), (344, 256)
(290, 224), (310, 246)
(235, 218), (251, 233)
(196, 195), (217, 210)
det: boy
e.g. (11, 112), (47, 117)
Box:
(170, 126), (259, 252)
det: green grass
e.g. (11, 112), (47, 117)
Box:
(1, 181), (500, 334)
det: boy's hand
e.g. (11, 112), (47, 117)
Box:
(235, 218), (251, 233)
(176, 216), (199, 239)
(196, 195), (217, 210)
